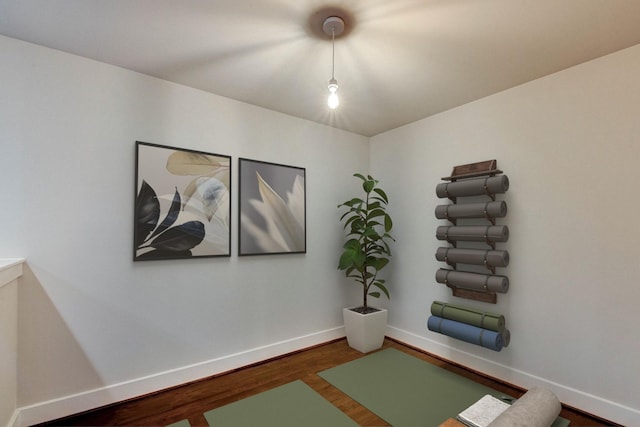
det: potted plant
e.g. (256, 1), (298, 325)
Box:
(338, 173), (395, 352)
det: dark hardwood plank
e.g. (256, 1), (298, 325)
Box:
(37, 338), (617, 427)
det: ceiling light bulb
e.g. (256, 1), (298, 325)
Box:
(328, 78), (339, 109)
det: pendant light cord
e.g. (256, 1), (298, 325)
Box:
(323, 16), (343, 109)
(331, 28), (336, 80)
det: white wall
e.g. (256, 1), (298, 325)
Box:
(0, 35), (369, 425)
(371, 44), (640, 425)
(0, 260), (23, 427)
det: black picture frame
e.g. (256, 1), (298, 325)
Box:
(238, 158), (306, 256)
(134, 141), (231, 261)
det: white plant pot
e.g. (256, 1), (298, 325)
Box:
(343, 307), (388, 353)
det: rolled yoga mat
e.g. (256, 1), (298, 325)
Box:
(436, 175), (509, 199)
(436, 269), (509, 293)
(436, 225), (509, 243)
(427, 316), (507, 351)
(430, 300), (505, 332)
(502, 328), (511, 347)
(435, 201), (507, 220)
(488, 387), (561, 427)
(436, 247), (509, 268)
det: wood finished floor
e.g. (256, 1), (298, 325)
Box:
(38, 338), (618, 427)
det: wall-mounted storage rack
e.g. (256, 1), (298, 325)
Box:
(434, 160), (510, 304)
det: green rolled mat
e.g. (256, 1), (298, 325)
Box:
(431, 300), (505, 332)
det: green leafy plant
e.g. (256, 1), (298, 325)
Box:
(338, 174), (395, 313)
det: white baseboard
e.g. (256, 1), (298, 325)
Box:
(6, 409), (19, 427)
(15, 327), (345, 427)
(386, 325), (640, 427)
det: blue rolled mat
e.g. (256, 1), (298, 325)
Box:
(427, 315), (506, 352)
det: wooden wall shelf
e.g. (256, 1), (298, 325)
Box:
(448, 286), (497, 304)
(441, 159), (502, 181)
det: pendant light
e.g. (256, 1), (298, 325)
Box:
(323, 16), (344, 109)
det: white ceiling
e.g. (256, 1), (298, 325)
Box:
(2, 0), (640, 137)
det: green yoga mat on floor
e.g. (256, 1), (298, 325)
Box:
(203, 379), (358, 427)
(166, 420), (190, 427)
(319, 348), (569, 427)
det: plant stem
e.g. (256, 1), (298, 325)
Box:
(363, 273), (368, 310)
(362, 187), (370, 310)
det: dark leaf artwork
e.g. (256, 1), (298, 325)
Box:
(147, 220), (205, 252)
(149, 187), (181, 240)
(134, 141), (231, 260)
(135, 182), (205, 259)
(135, 180), (160, 247)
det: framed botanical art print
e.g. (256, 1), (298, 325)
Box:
(134, 141), (231, 260)
(238, 158), (306, 256)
